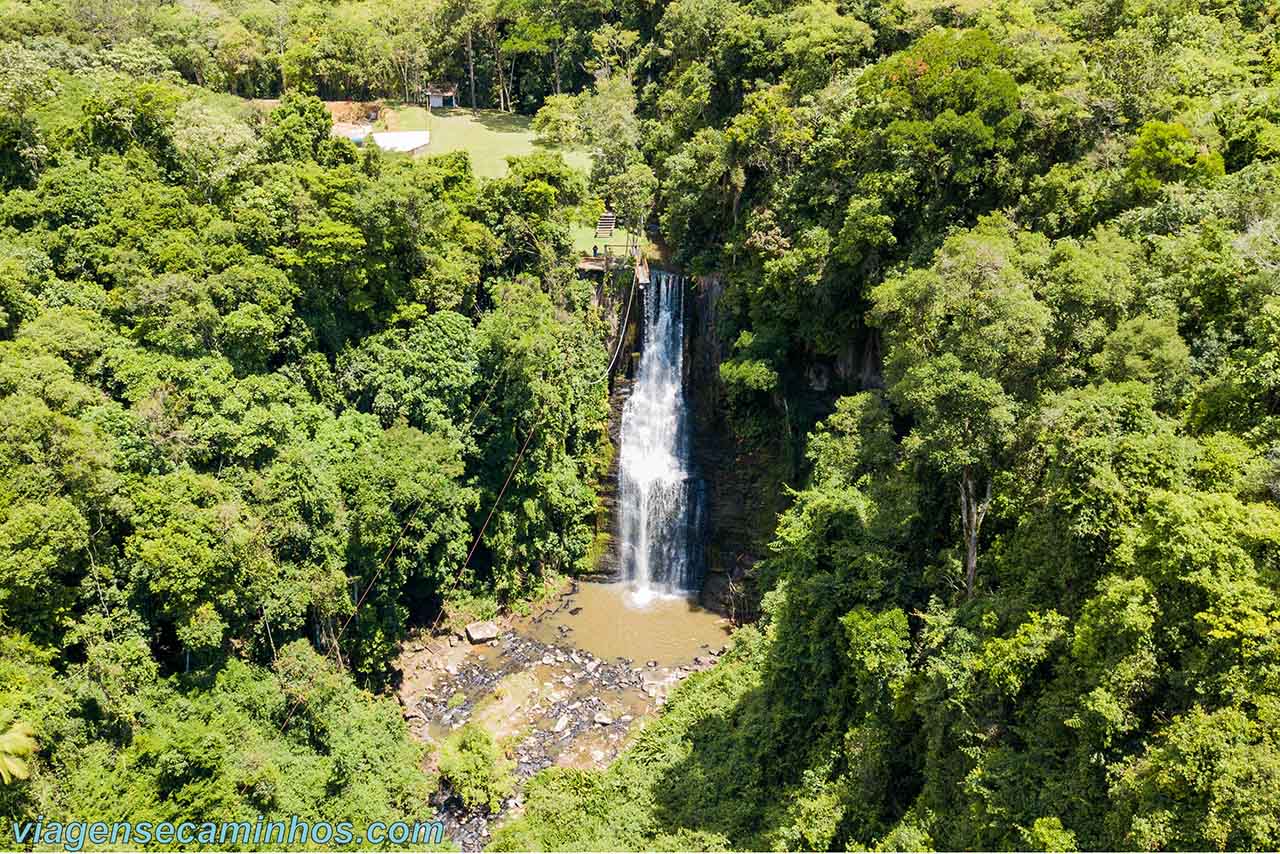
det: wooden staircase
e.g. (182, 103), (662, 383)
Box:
(595, 210), (617, 238)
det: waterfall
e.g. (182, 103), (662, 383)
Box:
(617, 270), (704, 605)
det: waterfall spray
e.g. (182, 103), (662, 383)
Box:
(617, 270), (703, 606)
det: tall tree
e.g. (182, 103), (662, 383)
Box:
(872, 215), (1051, 597)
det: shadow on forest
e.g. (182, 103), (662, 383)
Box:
(646, 684), (774, 846)
(628, 557), (924, 848)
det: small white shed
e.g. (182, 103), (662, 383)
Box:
(427, 84), (458, 108)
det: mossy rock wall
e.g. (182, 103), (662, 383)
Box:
(686, 274), (789, 619)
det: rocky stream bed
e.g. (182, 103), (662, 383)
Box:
(395, 584), (728, 851)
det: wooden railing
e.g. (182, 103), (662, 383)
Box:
(579, 242), (643, 274)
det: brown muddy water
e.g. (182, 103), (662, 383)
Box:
(521, 581), (731, 666)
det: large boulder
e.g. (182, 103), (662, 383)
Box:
(465, 620), (499, 644)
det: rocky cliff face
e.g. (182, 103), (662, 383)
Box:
(685, 274), (789, 620)
(590, 372), (633, 580)
(591, 270), (799, 618)
(590, 271), (641, 580)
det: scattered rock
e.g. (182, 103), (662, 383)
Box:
(646, 659), (658, 668)
(465, 620), (499, 644)
(569, 607), (583, 616)
(407, 611), (693, 852)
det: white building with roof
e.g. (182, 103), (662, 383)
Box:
(368, 131), (430, 155)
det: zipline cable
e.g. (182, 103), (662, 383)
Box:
(424, 419), (541, 636)
(279, 259), (616, 732)
(279, 418), (541, 733)
(595, 267), (639, 385)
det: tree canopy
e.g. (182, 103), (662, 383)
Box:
(5, 0), (1280, 850)
(0, 44), (611, 836)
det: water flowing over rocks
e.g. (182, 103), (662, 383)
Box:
(391, 269), (738, 851)
(617, 270), (706, 598)
(396, 592), (728, 852)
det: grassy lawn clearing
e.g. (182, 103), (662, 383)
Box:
(375, 106), (658, 257)
(378, 106), (591, 178)
(379, 104), (430, 131)
(567, 223), (655, 257)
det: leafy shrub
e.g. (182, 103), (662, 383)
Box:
(438, 723), (513, 814)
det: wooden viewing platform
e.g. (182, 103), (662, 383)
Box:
(577, 243), (648, 284)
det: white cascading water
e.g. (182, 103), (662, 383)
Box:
(617, 270), (702, 606)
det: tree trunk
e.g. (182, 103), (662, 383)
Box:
(486, 30), (504, 111)
(506, 57), (516, 111)
(466, 30), (477, 109)
(492, 35), (508, 111)
(959, 467), (991, 599)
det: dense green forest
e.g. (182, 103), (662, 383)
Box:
(3, 0), (1280, 850)
(0, 0), (641, 109)
(0, 12), (614, 834)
